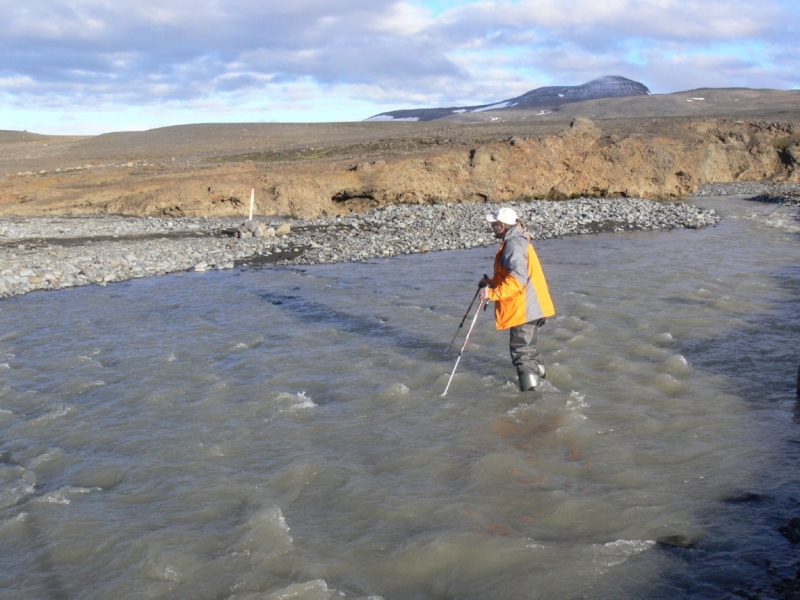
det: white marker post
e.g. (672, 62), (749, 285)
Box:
(248, 188), (255, 221)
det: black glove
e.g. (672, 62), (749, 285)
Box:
(478, 274), (492, 289)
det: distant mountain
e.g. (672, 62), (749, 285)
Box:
(365, 76), (651, 122)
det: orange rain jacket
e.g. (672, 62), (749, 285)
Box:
(486, 224), (555, 330)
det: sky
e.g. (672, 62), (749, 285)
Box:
(1, 0), (798, 135)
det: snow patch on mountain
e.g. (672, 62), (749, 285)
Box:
(366, 75), (651, 122)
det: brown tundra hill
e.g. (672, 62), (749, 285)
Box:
(1, 87), (799, 218)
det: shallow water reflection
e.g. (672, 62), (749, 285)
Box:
(1, 197), (799, 599)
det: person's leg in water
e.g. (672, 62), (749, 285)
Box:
(509, 319), (547, 391)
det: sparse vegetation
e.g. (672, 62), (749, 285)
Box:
(212, 147), (340, 163)
(771, 135), (800, 151)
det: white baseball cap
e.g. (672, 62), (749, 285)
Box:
(486, 207), (518, 225)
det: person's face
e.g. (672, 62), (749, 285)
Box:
(491, 221), (508, 239)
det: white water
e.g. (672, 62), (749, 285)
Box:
(1, 197), (799, 599)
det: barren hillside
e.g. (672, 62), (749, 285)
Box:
(1, 88), (799, 219)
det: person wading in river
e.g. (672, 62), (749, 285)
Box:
(479, 207), (555, 391)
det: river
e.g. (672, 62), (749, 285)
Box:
(1, 196), (799, 599)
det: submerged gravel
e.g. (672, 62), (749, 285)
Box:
(0, 197), (721, 299)
(694, 182), (800, 206)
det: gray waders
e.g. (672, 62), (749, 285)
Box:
(510, 319), (547, 391)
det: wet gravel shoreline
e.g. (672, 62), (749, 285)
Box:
(692, 181), (800, 206)
(0, 189), (767, 300)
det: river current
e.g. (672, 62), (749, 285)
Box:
(1, 197), (799, 599)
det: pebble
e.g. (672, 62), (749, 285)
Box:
(0, 197), (726, 299)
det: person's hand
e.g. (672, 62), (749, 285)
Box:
(479, 286), (490, 302)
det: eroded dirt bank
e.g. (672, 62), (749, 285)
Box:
(1, 117), (799, 219)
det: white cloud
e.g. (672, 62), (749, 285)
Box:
(371, 2), (433, 35)
(0, 75), (37, 89)
(438, 0), (779, 40)
(0, 0), (796, 133)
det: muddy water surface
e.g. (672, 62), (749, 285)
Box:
(1, 197), (799, 599)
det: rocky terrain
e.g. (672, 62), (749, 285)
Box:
(1, 88), (799, 298)
(693, 181), (800, 205)
(0, 196), (724, 299)
(1, 109), (799, 222)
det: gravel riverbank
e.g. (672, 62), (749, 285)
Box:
(1, 197), (724, 299)
(693, 181), (800, 206)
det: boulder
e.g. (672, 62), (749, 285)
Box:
(780, 517), (800, 544)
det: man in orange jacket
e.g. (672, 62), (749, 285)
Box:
(479, 207), (555, 391)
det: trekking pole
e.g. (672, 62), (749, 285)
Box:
(445, 275), (491, 354)
(445, 289), (480, 354)
(442, 298), (486, 397)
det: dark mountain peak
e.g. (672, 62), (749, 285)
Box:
(514, 76), (649, 104)
(366, 76), (651, 122)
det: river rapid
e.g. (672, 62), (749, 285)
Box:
(1, 196), (799, 599)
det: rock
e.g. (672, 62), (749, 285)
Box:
(656, 535), (695, 548)
(568, 117), (601, 138)
(193, 262), (208, 272)
(725, 492), (763, 503)
(243, 219), (259, 233)
(254, 228), (263, 238)
(779, 517), (800, 544)
(265, 227), (276, 237)
(771, 571), (800, 599)
(275, 223), (291, 237)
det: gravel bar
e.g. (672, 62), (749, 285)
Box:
(694, 182), (800, 206)
(0, 198), (721, 299)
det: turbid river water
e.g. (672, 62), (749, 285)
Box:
(1, 197), (799, 600)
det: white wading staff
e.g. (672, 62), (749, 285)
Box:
(441, 297), (486, 397)
(444, 275), (491, 355)
(444, 288), (480, 355)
